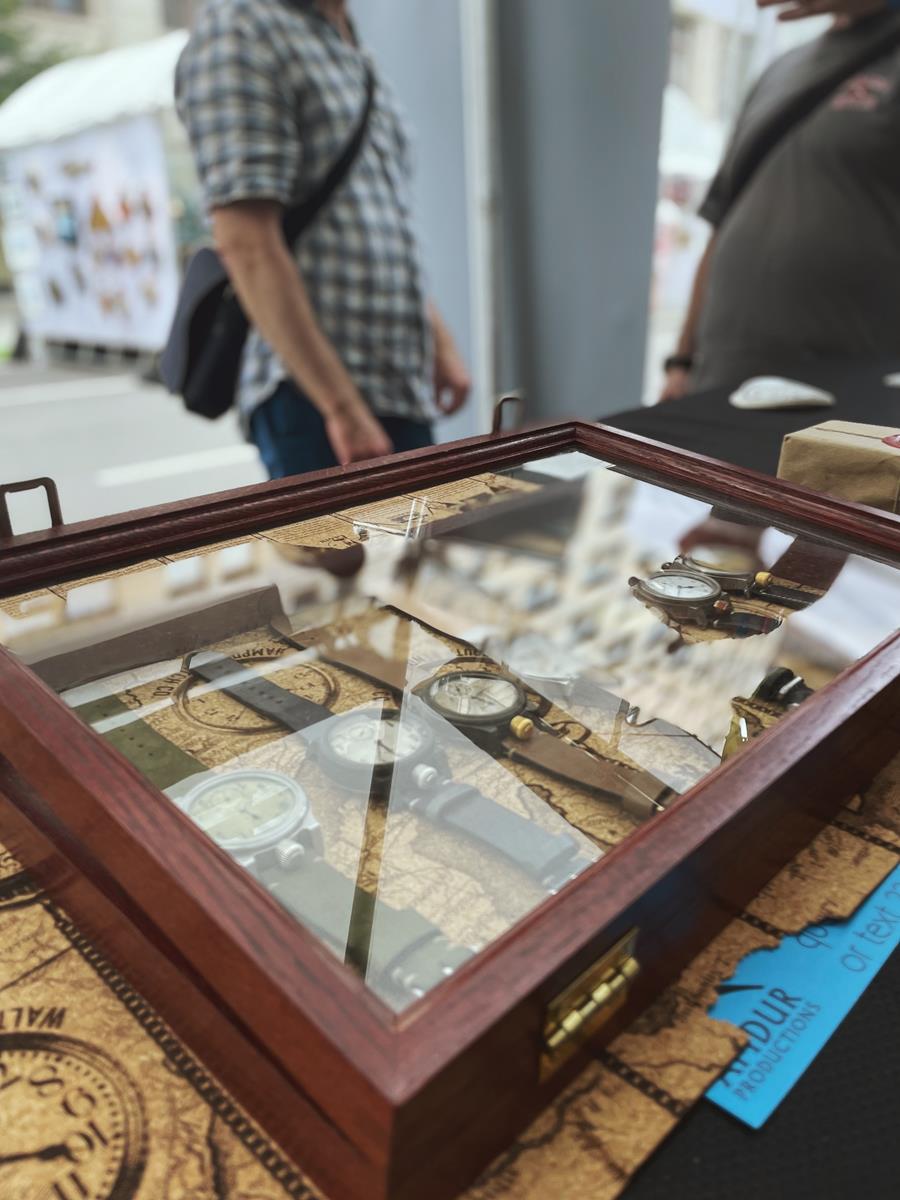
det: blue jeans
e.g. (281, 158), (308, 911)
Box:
(250, 381), (434, 479)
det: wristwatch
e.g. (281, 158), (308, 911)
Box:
(628, 568), (733, 629)
(660, 552), (818, 610)
(273, 616), (672, 821)
(186, 649), (595, 893)
(177, 768), (323, 871)
(175, 766), (473, 1007)
(303, 703), (594, 894)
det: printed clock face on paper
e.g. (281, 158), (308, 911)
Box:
(0, 1033), (146, 1200)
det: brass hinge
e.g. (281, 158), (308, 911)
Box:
(540, 928), (640, 1080)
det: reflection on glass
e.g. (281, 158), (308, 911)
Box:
(2, 455), (897, 1010)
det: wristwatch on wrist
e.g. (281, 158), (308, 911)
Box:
(273, 617), (672, 821)
(663, 353), (693, 373)
(175, 766), (473, 1006)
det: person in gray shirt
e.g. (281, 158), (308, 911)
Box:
(662, 2), (900, 400)
(176, 0), (470, 474)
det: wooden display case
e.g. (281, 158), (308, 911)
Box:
(0, 420), (898, 1200)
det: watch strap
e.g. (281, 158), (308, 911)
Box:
(767, 540), (847, 594)
(271, 620), (409, 694)
(508, 729), (671, 820)
(261, 857), (472, 1004)
(412, 781), (586, 893)
(187, 654), (332, 732)
(74, 693), (206, 792)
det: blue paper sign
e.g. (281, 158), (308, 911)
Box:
(706, 864), (900, 1128)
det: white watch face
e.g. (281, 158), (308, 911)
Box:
(428, 673), (521, 718)
(328, 711), (428, 767)
(188, 771), (303, 847)
(645, 572), (720, 601)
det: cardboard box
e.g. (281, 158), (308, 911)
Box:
(778, 420), (900, 513)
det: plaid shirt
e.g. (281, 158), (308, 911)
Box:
(175, 0), (433, 427)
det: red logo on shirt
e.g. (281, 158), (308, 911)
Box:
(831, 73), (891, 111)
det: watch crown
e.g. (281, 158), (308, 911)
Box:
(412, 764), (439, 790)
(755, 571), (772, 587)
(276, 840), (306, 871)
(509, 716), (534, 741)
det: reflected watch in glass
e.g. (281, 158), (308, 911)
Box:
(661, 550), (817, 609)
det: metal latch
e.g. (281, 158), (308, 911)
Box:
(0, 477), (64, 540)
(540, 928), (640, 1080)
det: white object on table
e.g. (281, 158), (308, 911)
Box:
(729, 376), (836, 411)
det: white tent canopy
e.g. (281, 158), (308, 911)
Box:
(0, 30), (188, 151)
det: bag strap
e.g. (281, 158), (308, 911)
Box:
(282, 65), (376, 248)
(725, 17), (900, 211)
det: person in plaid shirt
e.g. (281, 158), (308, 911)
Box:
(176, 0), (470, 476)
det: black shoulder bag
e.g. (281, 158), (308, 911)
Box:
(160, 67), (376, 420)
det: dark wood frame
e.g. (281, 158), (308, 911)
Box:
(1, 421), (899, 1200)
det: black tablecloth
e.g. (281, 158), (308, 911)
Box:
(604, 360), (900, 1197)
(605, 358), (900, 477)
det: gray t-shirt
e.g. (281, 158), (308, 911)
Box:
(694, 15), (900, 391)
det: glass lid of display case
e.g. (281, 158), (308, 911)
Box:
(2, 453), (898, 1012)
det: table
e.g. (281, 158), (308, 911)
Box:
(606, 365), (900, 1198)
(606, 358), (900, 476)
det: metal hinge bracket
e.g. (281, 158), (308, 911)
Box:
(540, 928), (640, 1080)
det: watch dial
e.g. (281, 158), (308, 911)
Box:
(428, 673), (521, 718)
(646, 572), (720, 601)
(0, 1033), (146, 1200)
(328, 711), (428, 767)
(188, 773), (300, 846)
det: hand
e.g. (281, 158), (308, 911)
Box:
(757, 0), (887, 21)
(431, 311), (471, 415)
(658, 366), (692, 404)
(325, 400), (393, 466)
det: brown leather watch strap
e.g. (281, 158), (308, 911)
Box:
(271, 617), (409, 693)
(508, 730), (670, 820)
(318, 644), (409, 693)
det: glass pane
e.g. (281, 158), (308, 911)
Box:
(2, 457), (897, 1012)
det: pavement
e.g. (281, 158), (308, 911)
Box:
(0, 360), (266, 536)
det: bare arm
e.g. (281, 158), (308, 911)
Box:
(659, 232), (717, 404)
(428, 301), (471, 415)
(213, 200), (392, 464)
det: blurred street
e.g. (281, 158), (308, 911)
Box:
(0, 358), (265, 536)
